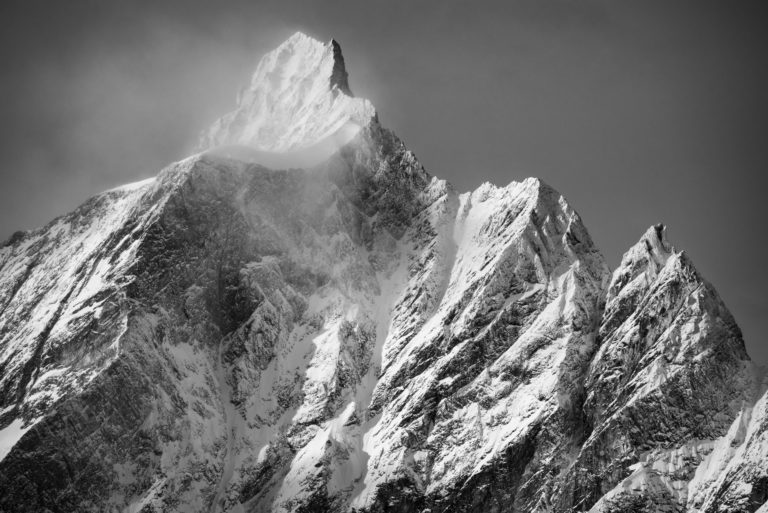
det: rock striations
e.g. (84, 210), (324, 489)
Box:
(0, 32), (765, 513)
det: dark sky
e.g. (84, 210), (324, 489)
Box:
(1, 1), (766, 363)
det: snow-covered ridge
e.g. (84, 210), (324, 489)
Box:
(0, 31), (765, 513)
(198, 32), (376, 153)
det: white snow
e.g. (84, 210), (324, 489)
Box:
(0, 173), (163, 420)
(199, 31), (375, 153)
(104, 176), (156, 193)
(205, 120), (361, 169)
(0, 419), (33, 462)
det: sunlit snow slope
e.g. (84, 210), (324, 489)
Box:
(0, 32), (765, 513)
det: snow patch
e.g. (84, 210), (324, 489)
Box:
(0, 419), (34, 462)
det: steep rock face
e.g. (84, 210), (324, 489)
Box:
(0, 176), (160, 426)
(0, 32), (764, 513)
(0, 117), (436, 512)
(351, 179), (610, 513)
(688, 381), (768, 512)
(575, 225), (756, 512)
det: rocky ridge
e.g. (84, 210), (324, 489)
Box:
(0, 32), (765, 513)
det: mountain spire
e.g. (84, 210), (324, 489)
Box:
(329, 38), (352, 95)
(198, 31), (375, 153)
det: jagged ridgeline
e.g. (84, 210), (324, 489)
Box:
(0, 32), (766, 513)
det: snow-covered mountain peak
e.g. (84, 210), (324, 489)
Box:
(644, 222), (673, 251)
(1, 31), (765, 513)
(607, 222), (676, 301)
(198, 32), (375, 153)
(258, 32), (350, 95)
(632, 222), (675, 261)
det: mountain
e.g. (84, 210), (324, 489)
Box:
(0, 32), (765, 513)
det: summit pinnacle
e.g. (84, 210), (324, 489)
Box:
(198, 32), (375, 152)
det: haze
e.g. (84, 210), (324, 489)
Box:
(0, 0), (766, 363)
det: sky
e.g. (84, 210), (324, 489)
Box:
(0, 0), (766, 363)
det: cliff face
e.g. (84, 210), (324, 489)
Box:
(0, 32), (764, 513)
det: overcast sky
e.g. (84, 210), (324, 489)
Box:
(1, 0), (766, 363)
